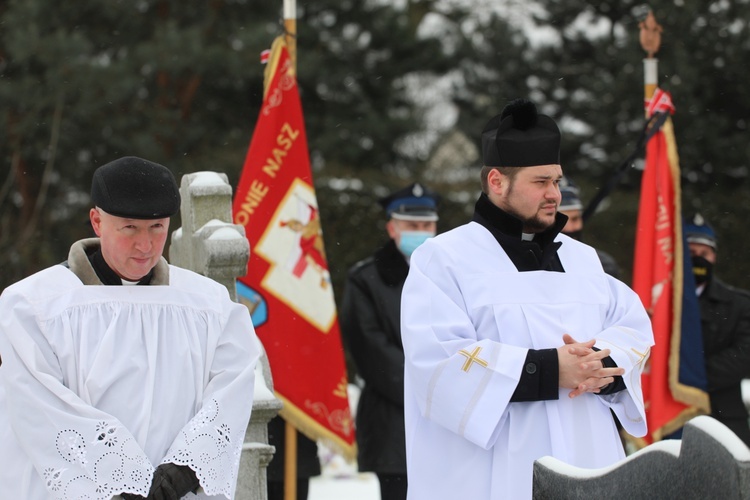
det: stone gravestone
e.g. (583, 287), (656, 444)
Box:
(170, 171), (283, 499)
(533, 415), (750, 499)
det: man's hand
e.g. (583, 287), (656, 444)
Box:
(557, 334), (624, 398)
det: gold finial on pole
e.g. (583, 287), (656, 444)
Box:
(639, 10), (663, 59)
(639, 9), (663, 101)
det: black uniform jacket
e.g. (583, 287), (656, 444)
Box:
(700, 277), (750, 446)
(341, 239), (408, 474)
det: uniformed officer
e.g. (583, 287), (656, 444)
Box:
(557, 175), (620, 278)
(340, 182), (440, 500)
(686, 213), (750, 446)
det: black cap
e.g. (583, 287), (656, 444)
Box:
(558, 176), (583, 211)
(685, 213), (717, 250)
(379, 182), (439, 221)
(91, 156), (180, 219)
(481, 98), (561, 167)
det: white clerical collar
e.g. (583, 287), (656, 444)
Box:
(521, 233), (535, 241)
(121, 278), (140, 286)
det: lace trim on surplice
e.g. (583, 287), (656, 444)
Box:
(44, 421), (153, 499)
(162, 398), (244, 498)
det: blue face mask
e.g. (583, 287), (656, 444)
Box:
(398, 231), (435, 257)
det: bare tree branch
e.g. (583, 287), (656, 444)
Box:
(0, 151), (16, 212)
(19, 90), (65, 244)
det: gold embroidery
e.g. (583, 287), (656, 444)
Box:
(458, 346), (489, 373)
(632, 347), (650, 368)
(333, 376), (348, 399)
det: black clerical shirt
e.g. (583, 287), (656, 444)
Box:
(62, 249), (154, 285)
(88, 250), (154, 285)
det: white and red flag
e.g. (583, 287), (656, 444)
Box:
(233, 36), (355, 457)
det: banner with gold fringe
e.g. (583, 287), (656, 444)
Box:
(632, 87), (710, 445)
(233, 35), (355, 458)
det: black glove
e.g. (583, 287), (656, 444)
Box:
(146, 463), (201, 500)
(120, 493), (146, 500)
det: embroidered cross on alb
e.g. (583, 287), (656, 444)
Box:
(458, 346), (489, 373)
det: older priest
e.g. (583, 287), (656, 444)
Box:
(0, 157), (260, 499)
(401, 100), (654, 500)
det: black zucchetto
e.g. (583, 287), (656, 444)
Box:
(91, 156), (180, 219)
(481, 98), (561, 167)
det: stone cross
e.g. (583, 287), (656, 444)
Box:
(169, 171), (282, 500)
(169, 171), (248, 301)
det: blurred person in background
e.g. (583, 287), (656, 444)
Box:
(557, 175), (620, 279)
(685, 213), (750, 447)
(341, 182), (440, 500)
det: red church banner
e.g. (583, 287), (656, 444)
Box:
(632, 88), (709, 445)
(233, 36), (355, 457)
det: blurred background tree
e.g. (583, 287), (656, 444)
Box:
(2, 0), (750, 301)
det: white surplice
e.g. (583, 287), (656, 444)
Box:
(401, 222), (654, 500)
(0, 257), (260, 499)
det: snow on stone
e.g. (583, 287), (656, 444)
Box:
(208, 227), (243, 240)
(535, 439), (681, 479)
(691, 415), (750, 460)
(195, 219), (243, 240)
(189, 171), (226, 187)
(253, 364), (275, 401)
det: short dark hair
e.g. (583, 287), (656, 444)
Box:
(480, 166), (523, 194)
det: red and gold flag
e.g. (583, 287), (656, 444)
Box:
(233, 36), (355, 457)
(632, 88), (709, 445)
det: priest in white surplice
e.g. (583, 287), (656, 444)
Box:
(0, 157), (261, 499)
(401, 100), (654, 500)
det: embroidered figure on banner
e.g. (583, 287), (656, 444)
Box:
(280, 195), (330, 289)
(253, 178), (337, 333)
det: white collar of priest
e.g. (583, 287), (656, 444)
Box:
(521, 232), (535, 241)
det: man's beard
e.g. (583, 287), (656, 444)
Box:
(522, 213), (554, 232)
(504, 205), (555, 232)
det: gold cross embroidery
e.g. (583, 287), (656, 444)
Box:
(458, 346), (489, 373)
(632, 347), (650, 369)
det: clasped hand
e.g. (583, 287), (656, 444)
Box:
(557, 333), (624, 399)
(120, 463), (200, 500)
